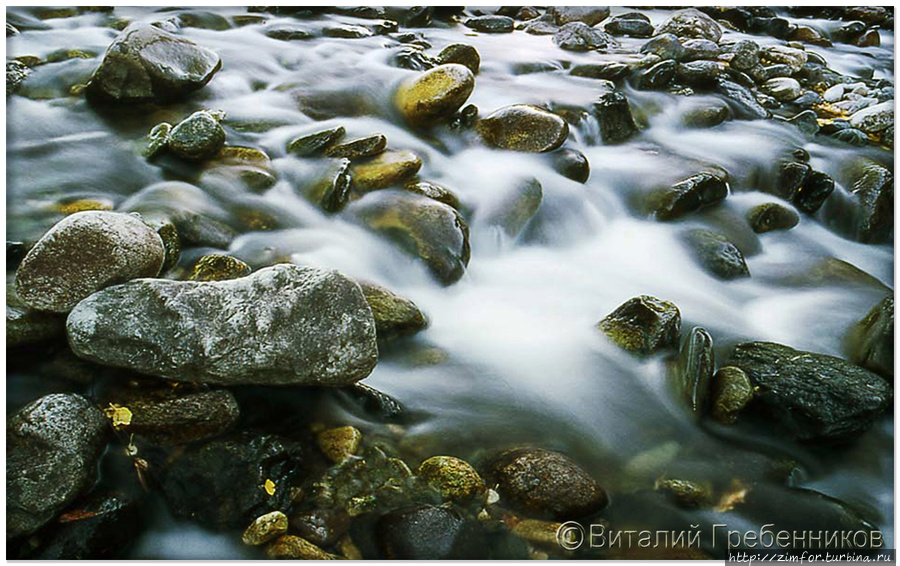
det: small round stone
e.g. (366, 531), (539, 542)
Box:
(417, 456), (485, 503)
(242, 511), (289, 546)
(167, 110), (226, 161)
(478, 105), (569, 153)
(316, 426), (362, 463)
(394, 64), (475, 127)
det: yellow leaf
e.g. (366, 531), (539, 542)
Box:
(714, 480), (749, 512)
(104, 404), (133, 429)
(264, 479), (276, 496)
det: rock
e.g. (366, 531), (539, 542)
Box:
(793, 170), (834, 214)
(350, 150), (423, 193)
(715, 79), (768, 120)
(680, 101), (730, 128)
(167, 110), (226, 161)
(360, 282), (427, 341)
(264, 23), (313, 41)
(641, 33), (684, 61)
(393, 47), (436, 71)
(144, 123), (172, 158)
(103, 387), (240, 445)
(710, 366), (754, 424)
(510, 519), (568, 547)
(287, 126), (346, 157)
(549, 6), (610, 27)
(747, 203), (800, 233)
(266, 535), (340, 559)
(242, 511), (289, 546)
(681, 38), (720, 61)
(85, 22), (221, 103)
(317, 426), (362, 463)
(465, 15), (514, 33)
(348, 191), (470, 285)
(654, 478), (712, 508)
(823, 83), (845, 103)
(647, 172), (728, 220)
(761, 77), (802, 102)
(847, 295), (893, 379)
(437, 44), (480, 74)
(592, 91), (638, 143)
(785, 110), (819, 136)
(325, 134), (387, 159)
(342, 383), (406, 423)
(480, 177), (543, 238)
(289, 509), (349, 548)
(551, 149), (590, 183)
(403, 180), (461, 210)
(605, 13), (653, 37)
(483, 448), (608, 520)
(655, 8), (722, 42)
(730, 40), (760, 71)
(632, 59), (677, 90)
(206, 144), (278, 190)
(729, 342), (892, 441)
(760, 45), (806, 72)
(67, 264), (378, 386)
(854, 29), (880, 48)
(162, 432), (304, 528)
(681, 228), (750, 280)
(478, 105), (569, 153)
(845, 158), (893, 244)
(323, 24), (374, 39)
(776, 161), (810, 200)
(848, 100), (893, 134)
(598, 295), (681, 355)
(417, 456), (485, 503)
(553, 22), (618, 52)
(671, 327), (715, 415)
(394, 64), (474, 127)
(8, 394), (108, 540)
(570, 62), (630, 81)
(189, 253), (251, 281)
(522, 15), (559, 35)
(7, 60), (30, 94)
(377, 504), (484, 559)
(676, 60), (724, 88)
(7, 289), (65, 348)
(299, 158), (353, 213)
(15, 211), (165, 313)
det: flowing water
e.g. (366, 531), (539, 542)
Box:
(6, 6), (894, 559)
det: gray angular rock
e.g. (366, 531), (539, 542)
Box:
(15, 211), (165, 313)
(553, 21), (618, 51)
(167, 110), (226, 161)
(8, 394), (108, 540)
(598, 295), (681, 355)
(729, 341), (892, 441)
(85, 22), (221, 103)
(549, 6), (610, 27)
(66, 264), (378, 386)
(848, 100), (893, 134)
(655, 8), (722, 42)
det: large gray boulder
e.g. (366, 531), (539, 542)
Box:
(85, 22), (221, 103)
(66, 264), (378, 386)
(654, 8), (722, 42)
(15, 211), (166, 313)
(7, 394), (108, 540)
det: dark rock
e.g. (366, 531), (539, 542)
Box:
(67, 264), (378, 386)
(793, 170), (834, 214)
(776, 161), (811, 200)
(437, 43), (480, 74)
(479, 177), (543, 238)
(287, 126), (346, 157)
(848, 295), (893, 379)
(15, 211), (165, 313)
(478, 104), (568, 153)
(167, 110), (226, 161)
(551, 148), (590, 183)
(264, 23), (313, 41)
(393, 47), (437, 71)
(682, 228), (750, 280)
(377, 504), (484, 559)
(360, 282), (428, 342)
(570, 62), (629, 81)
(747, 203), (800, 233)
(655, 8), (723, 42)
(680, 101), (730, 128)
(553, 22), (618, 52)
(845, 158), (893, 243)
(161, 432), (304, 528)
(7, 60), (31, 95)
(340, 383), (406, 422)
(632, 59), (677, 90)
(715, 78), (769, 120)
(290, 509), (350, 547)
(465, 15), (514, 33)
(404, 180), (461, 210)
(322, 24), (374, 39)
(394, 64), (475, 127)
(598, 295), (681, 355)
(7, 288), (65, 348)
(681, 38), (720, 62)
(324, 134), (387, 159)
(605, 13), (653, 37)
(832, 128), (870, 146)
(298, 158), (352, 213)
(671, 327), (715, 415)
(549, 6), (610, 27)
(85, 22), (221, 103)
(676, 60), (724, 88)
(640, 33), (684, 61)
(710, 366), (754, 424)
(483, 448), (608, 520)
(8, 394), (108, 540)
(647, 171), (728, 220)
(784, 110), (819, 136)
(729, 341), (892, 441)
(592, 91), (639, 144)
(348, 191), (470, 285)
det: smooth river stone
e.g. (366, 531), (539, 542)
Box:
(478, 104), (569, 152)
(66, 264), (378, 386)
(394, 64), (475, 127)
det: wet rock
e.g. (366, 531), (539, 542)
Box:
(655, 8), (722, 42)
(478, 105), (569, 153)
(844, 158), (893, 243)
(553, 22), (618, 52)
(360, 282), (427, 341)
(592, 91), (639, 144)
(317, 426), (363, 463)
(465, 15), (514, 34)
(8, 394), (108, 540)
(342, 383), (406, 423)
(676, 60), (724, 88)
(377, 504), (484, 559)
(680, 38), (718, 61)
(647, 171), (728, 220)
(7, 241), (27, 270)
(103, 387), (240, 445)
(167, 110), (226, 161)
(760, 45), (806, 72)
(15, 211), (164, 313)
(242, 511), (288, 546)
(854, 29), (880, 48)
(680, 101), (730, 128)
(300, 158), (353, 213)
(776, 161), (810, 200)
(7, 60), (31, 95)
(189, 253), (251, 282)
(785, 110), (819, 136)
(729, 342), (892, 442)
(761, 77), (802, 102)
(641, 33), (684, 61)
(287, 126), (346, 157)
(570, 61), (629, 81)
(267, 535), (340, 559)
(633, 59), (677, 90)
(729, 40), (759, 71)
(403, 180), (461, 210)
(549, 6), (610, 27)
(85, 22), (221, 103)
(848, 100), (893, 134)
(715, 79), (769, 120)
(417, 456), (485, 503)
(551, 148), (590, 183)
(7, 288), (65, 348)
(671, 327), (715, 415)
(394, 64), (474, 127)
(393, 46), (437, 71)
(263, 23), (313, 41)
(437, 43), (480, 74)
(348, 191), (470, 285)
(847, 295), (893, 379)
(144, 123), (171, 158)
(794, 170), (834, 214)
(681, 228), (750, 280)
(67, 264), (378, 386)
(324, 134), (387, 160)
(598, 295), (681, 356)
(204, 146), (277, 192)
(710, 366), (754, 424)
(605, 13), (653, 37)
(522, 14), (559, 35)
(747, 203), (800, 233)
(654, 478), (712, 508)
(484, 448), (607, 520)
(161, 432), (304, 528)
(323, 24), (374, 39)
(289, 509), (349, 548)
(479, 177), (543, 239)
(350, 150), (423, 193)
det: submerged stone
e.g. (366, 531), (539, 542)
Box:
(710, 366), (754, 425)
(598, 295), (681, 356)
(681, 228), (750, 280)
(360, 282), (428, 342)
(671, 327), (715, 415)
(747, 203), (800, 233)
(847, 295), (893, 379)
(377, 504), (483, 559)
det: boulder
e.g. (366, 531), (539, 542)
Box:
(655, 8), (722, 42)
(66, 264), (378, 386)
(553, 22), (618, 52)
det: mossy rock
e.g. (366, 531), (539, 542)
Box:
(416, 456), (485, 503)
(189, 254), (252, 281)
(478, 104), (569, 153)
(324, 134), (387, 159)
(394, 64), (475, 127)
(167, 110), (226, 161)
(437, 44), (480, 74)
(350, 150), (422, 193)
(847, 294), (893, 379)
(598, 295), (681, 355)
(746, 203), (799, 233)
(710, 366), (754, 425)
(316, 426), (363, 463)
(287, 126), (346, 157)
(360, 282), (428, 341)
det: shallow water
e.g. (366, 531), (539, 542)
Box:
(6, 6), (894, 559)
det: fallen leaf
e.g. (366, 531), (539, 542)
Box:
(265, 479), (276, 496)
(104, 404), (133, 429)
(714, 480), (749, 512)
